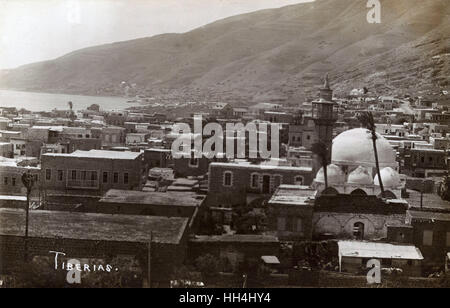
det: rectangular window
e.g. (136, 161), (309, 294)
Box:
(71, 170), (77, 180)
(45, 169), (51, 181)
(113, 172), (119, 184)
(423, 230), (433, 246)
(103, 172), (108, 183)
(223, 172), (232, 187)
(91, 171), (97, 181)
(295, 176), (304, 186)
(189, 157), (199, 168)
(123, 173), (129, 184)
(273, 176), (282, 189)
(286, 217), (294, 232)
(277, 217), (286, 231)
(12, 178), (16, 186)
(58, 170), (63, 181)
(251, 174), (259, 189)
(81, 171), (87, 181)
(3, 177), (8, 185)
(296, 218), (303, 232)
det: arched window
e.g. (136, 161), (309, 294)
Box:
(378, 190), (397, 199)
(250, 173), (259, 189)
(353, 222), (365, 240)
(322, 187), (339, 195)
(351, 189), (367, 196)
(189, 157), (199, 168)
(223, 171), (233, 187)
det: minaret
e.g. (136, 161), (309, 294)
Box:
(319, 73), (333, 102)
(312, 73), (337, 173)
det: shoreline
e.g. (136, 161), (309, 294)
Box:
(0, 88), (140, 112)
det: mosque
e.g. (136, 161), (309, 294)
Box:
(314, 127), (405, 199)
(310, 128), (407, 241)
(268, 75), (409, 242)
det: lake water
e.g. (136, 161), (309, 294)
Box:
(0, 89), (137, 112)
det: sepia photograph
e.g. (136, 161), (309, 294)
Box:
(0, 0), (449, 293)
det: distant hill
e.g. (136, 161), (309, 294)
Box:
(0, 0), (449, 103)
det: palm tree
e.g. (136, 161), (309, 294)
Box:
(312, 141), (329, 189)
(358, 111), (385, 197)
(68, 101), (76, 122)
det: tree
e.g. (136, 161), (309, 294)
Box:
(87, 104), (100, 112)
(68, 101), (76, 122)
(358, 111), (385, 197)
(195, 254), (221, 279)
(9, 256), (67, 288)
(312, 141), (330, 189)
(439, 174), (450, 201)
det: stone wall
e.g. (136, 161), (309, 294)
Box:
(312, 212), (406, 240)
(0, 234), (186, 285)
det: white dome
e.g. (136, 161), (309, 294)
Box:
(315, 164), (345, 184)
(332, 128), (397, 168)
(348, 166), (373, 185)
(374, 167), (401, 188)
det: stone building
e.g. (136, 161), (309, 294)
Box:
(288, 114), (317, 148)
(406, 210), (450, 266)
(93, 126), (126, 148)
(338, 241), (423, 277)
(403, 148), (448, 178)
(0, 208), (189, 286)
(0, 158), (40, 196)
(144, 148), (172, 169)
(267, 185), (408, 241)
(41, 150), (146, 196)
(0, 142), (13, 158)
(207, 162), (313, 207)
(188, 234), (280, 272)
(96, 189), (205, 219)
(211, 103), (234, 119)
(313, 128), (403, 199)
(312, 194), (407, 240)
(267, 185), (315, 241)
(267, 122), (413, 242)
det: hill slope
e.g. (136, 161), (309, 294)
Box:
(0, 0), (449, 102)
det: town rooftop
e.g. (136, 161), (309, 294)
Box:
(408, 210), (450, 222)
(268, 185), (316, 206)
(0, 208), (188, 244)
(42, 149), (142, 160)
(211, 162), (312, 172)
(99, 189), (205, 207)
(338, 241), (423, 260)
(190, 234), (279, 243)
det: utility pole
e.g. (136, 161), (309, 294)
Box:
(21, 170), (35, 261)
(147, 231), (153, 288)
(420, 181), (424, 210)
(242, 274), (247, 288)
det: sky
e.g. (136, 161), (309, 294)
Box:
(0, 0), (312, 69)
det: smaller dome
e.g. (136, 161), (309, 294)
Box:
(374, 167), (401, 188)
(315, 164), (345, 184)
(348, 166), (373, 185)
